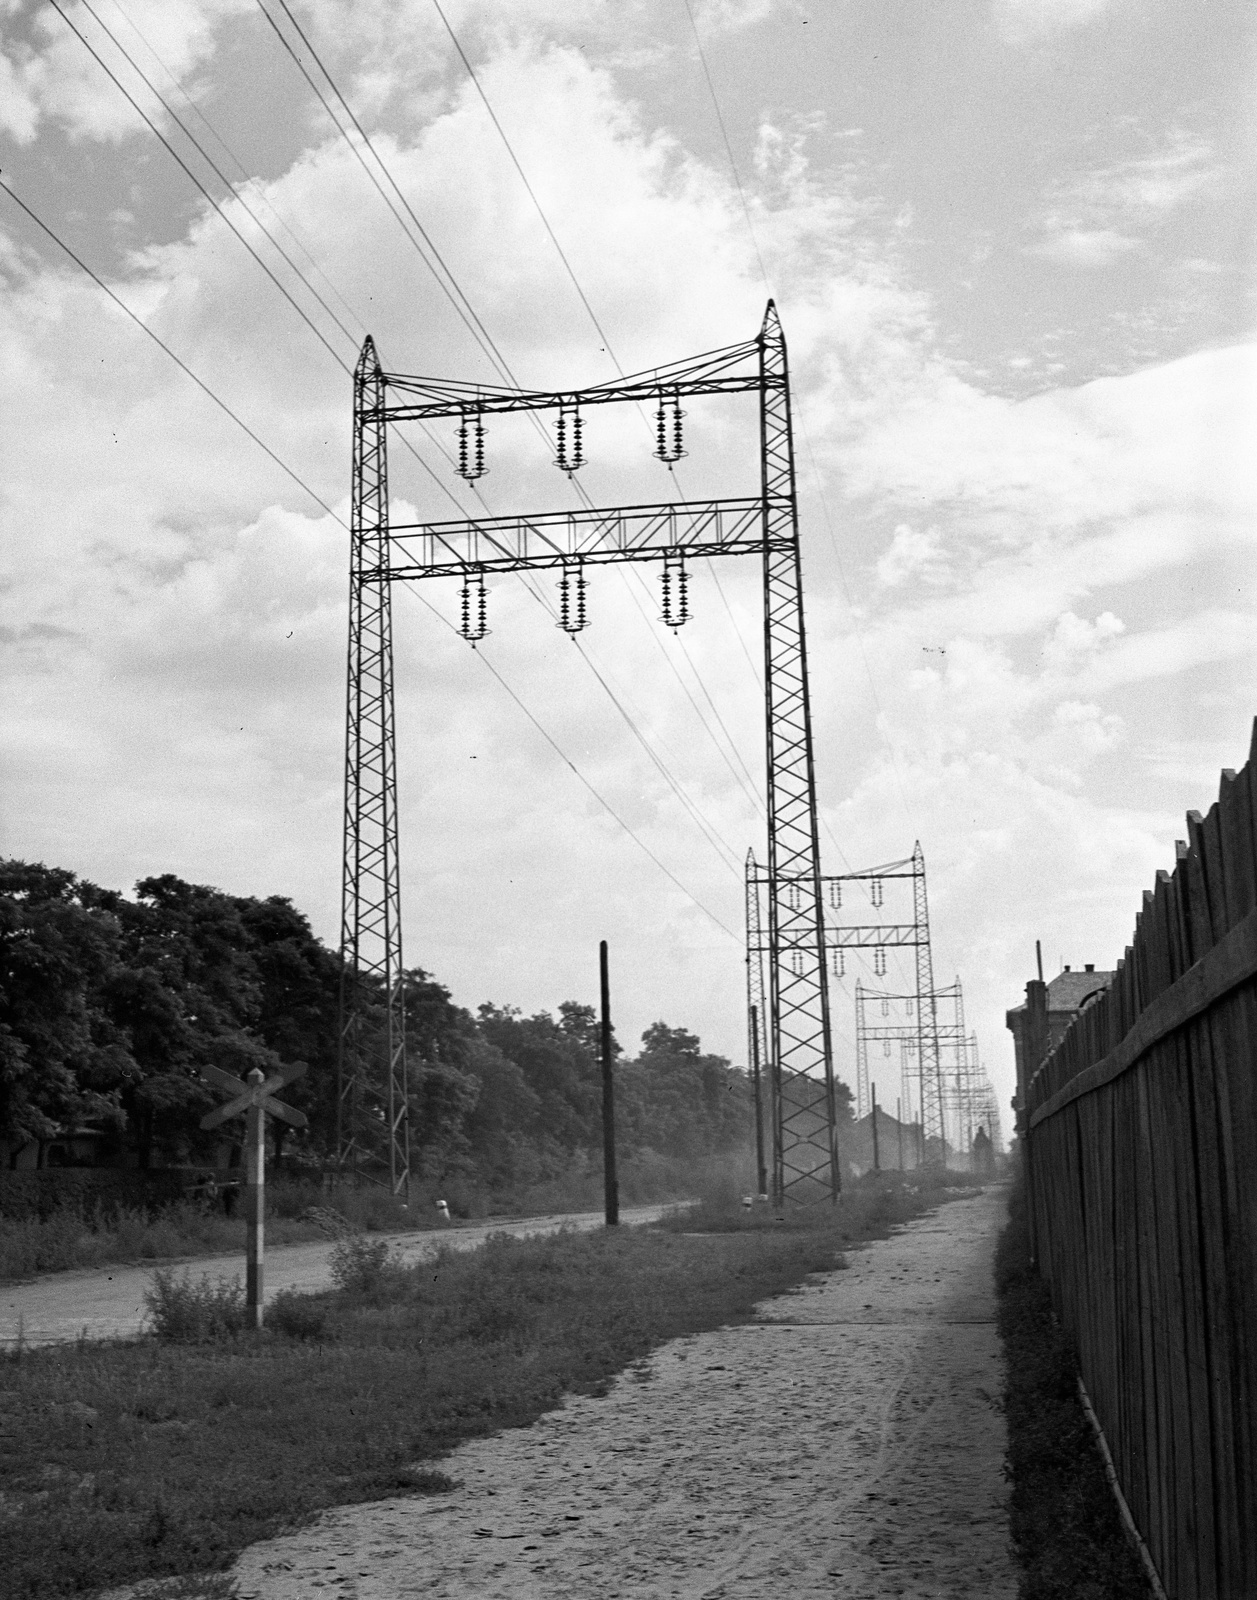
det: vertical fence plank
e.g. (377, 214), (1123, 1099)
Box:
(1026, 743), (1257, 1600)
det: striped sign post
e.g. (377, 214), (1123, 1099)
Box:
(199, 1062), (308, 1328)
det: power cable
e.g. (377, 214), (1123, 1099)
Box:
(52, 0), (482, 521)
(427, 4), (766, 805)
(0, 178), (741, 938)
(0, 180), (343, 526)
(678, 0), (921, 852)
(255, 1), (759, 872)
(257, 0), (518, 391)
(399, 588), (740, 941)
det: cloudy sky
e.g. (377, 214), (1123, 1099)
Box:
(2, 0), (1255, 1140)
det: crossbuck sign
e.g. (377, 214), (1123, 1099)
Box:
(200, 1062), (307, 1328)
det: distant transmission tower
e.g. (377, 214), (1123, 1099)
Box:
(747, 842), (949, 1192)
(856, 973), (970, 1164)
(340, 303), (838, 1201)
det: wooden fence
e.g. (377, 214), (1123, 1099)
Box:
(1026, 722), (1257, 1600)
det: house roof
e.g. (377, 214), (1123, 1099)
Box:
(1006, 967), (1115, 1024)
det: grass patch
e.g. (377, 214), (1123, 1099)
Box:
(0, 1170), (970, 1598)
(996, 1164), (1151, 1599)
(0, 1152), (735, 1284)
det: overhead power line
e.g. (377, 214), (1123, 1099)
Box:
(0, 179), (740, 940)
(0, 181), (343, 526)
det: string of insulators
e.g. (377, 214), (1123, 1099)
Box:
(884, 1041), (892, 1057)
(871, 877), (884, 908)
(790, 949), (804, 975)
(881, 998), (890, 1017)
(557, 565), (588, 634)
(874, 946), (887, 976)
(906, 998), (914, 1017)
(660, 555), (691, 630)
(456, 408), (487, 481)
(554, 405), (585, 473)
(654, 389), (686, 465)
(831, 949), (845, 977)
(459, 574), (488, 644)
(828, 882), (842, 909)
(785, 882), (801, 909)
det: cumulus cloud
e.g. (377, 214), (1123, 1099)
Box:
(2, 0), (1255, 1123)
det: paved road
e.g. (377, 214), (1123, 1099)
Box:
(0, 1205), (673, 1348)
(231, 1186), (1017, 1600)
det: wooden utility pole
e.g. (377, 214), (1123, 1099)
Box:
(599, 941), (619, 1226)
(200, 1061), (307, 1329)
(871, 1080), (880, 1172)
(749, 1004), (768, 1197)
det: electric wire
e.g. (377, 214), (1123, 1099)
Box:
(254, 1), (759, 874)
(257, 0), (518, 391)
(52, 0), (483, 522)
(399, 588), (740, 941)
(678, 0), (921, 853)
(0, 178), (741, 945)
(106, 0), (365, 337)
(0, 180), (344, 527)
(426, 4), (766, 811)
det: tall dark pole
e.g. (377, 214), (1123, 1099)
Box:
(871, 1080), (880, 1173)
(600, 940), (619, 1226)
(750, 1004), (768, 1197)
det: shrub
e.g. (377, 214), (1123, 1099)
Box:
(144, 1269), (246, 1342)
(328, 1233), (404, 1299)
(269, 1289), (328, 1341)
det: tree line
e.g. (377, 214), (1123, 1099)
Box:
(0, 859), (756, 1182)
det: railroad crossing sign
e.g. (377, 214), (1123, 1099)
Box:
(199, 1062), (308, 1328)
(200, 1062), (308, 1130)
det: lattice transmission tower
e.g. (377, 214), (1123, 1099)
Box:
(855, 973), (971, 1164)
(746, 842), (948, 1195)
(339, 303), (838, 1200)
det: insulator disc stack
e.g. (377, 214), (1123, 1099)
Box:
(654, 389), (686, 465)
(831, 949), (846, 977)
(874, 946), (887, 976)
(828, 881), (842, 909)
(554, 405), (586, 473)
(459, 573), (489, 644)
(557, 565), (589, 633)
(660, 555), (691, 630)
(871, 877), (884, 908)
(456, 408), (487, 481)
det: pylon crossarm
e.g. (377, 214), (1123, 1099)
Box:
(382, 498), (773, 579)
(381, 337), (762, 418)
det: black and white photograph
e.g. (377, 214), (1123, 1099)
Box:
(2, 2), (1254, 1596)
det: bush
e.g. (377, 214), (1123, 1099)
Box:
(143, 1269), (246, 1342)
(328, 1233), (404, 1300)
(269, 1289), (328, 1341)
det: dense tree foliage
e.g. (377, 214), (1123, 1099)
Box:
(1, 859), (760, 1181)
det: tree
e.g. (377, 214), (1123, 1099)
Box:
(0, 861), (140, 1165)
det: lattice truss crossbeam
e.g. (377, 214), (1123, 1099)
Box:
(341, 303), (840, 1201)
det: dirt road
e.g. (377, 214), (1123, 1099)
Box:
(227, 1185), (1016, 1600)
(0, 1205), (671, 1348)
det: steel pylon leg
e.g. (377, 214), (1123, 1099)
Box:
(758, 302), (839, 1204)
(338, 335), (410, 1201)
(911, 841), (944, 1162)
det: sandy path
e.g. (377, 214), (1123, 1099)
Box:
(0, 1206), (671, 1348)
(230, 1186), (1016, 1600)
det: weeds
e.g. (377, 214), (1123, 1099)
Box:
(996, 1166), (1150, 1599)
(0, 1169), (975, 1599)
(143, 1271), (246, 1343)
